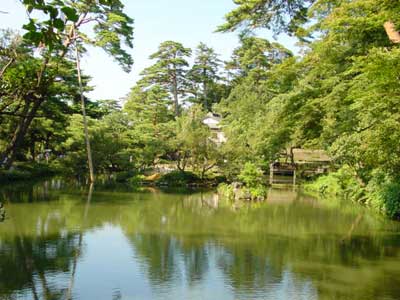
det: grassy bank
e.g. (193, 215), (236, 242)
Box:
(115, 170), (224, 188)
(305, 166), (400, 219)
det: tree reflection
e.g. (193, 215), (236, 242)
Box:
(0, 182), (400, 300)
(0, 231), (81, 299)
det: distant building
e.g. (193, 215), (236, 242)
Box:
(202, 112), (227, 144)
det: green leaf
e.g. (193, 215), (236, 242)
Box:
(53, 18), (65, 31)
(25, 4), (34, 13)
(23, 31), (42, 45)
(61, 6), (79, 23)
(22, 19), (36, 32)
(47, 5), (59, 19)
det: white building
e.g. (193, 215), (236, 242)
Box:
(202, 113), (227, 144)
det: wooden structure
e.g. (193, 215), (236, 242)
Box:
(269, 149), (332, 186)
(269, 162), (296, 185)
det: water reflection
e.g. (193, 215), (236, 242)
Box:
(0, 181), (399, 300)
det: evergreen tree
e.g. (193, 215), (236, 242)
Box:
(187, 43), (222, 111)
(140, 41), (192, 117)
(225, 35), (292, 82)
(0, 0), (134, 173)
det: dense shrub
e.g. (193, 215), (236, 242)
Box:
(16, 162), (57, 177)
(0, 162), (57, 182)
(367, 172), (400, 219)
(115, 170), (137, 182)
(237, 162), (267, 198)
(0, 170), (31, 181)
(156, 171), (201, 186)
(306, 166), (400, 219)
(305, 166), (364, 201)
(238, 162), (264, 187)
(217, 183), (235, 199)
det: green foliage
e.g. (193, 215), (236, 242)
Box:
(248, 185), (268, 199)
(124, 85), (175, 169)
(60, 113), (132, 177)
(115, 170), (137, 183)
(1, 0), (400, 220)
(238, 162), (264, 188)
(367, 172), (400, 219)
(217, 183), (235, 200)
(156, 171), (201, 187)
(0, 169), (31, 181)
(173, 105), (221, 178)
(187, 42), (224, 111)
(225, 35), (292, 82)
(21, 0), (134, 70)
(237, 162), (267, 199)
(140, 41), (191, 116)
(0, 0), (134, 171)
(217, 0), (316, 36)
(305, 166), (364, 202)
(114, 171), (144, 186)
(215, 0), (400, 217)
(0, 162), (56, 182)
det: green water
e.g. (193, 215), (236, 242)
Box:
(0, 181), (399, 300)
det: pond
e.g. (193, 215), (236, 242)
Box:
(0, 180), (400, 300)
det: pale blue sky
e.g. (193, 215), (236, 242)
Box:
(0, 0), (298, 101)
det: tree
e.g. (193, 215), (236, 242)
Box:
(173, 105), (221, 178)
(0, 31), (89, 165)
(0, 0), (134, 177)
(140, 41), (192, 117)
(123, 85), (175, 169)
(61, 112), (132, 177)
(187, 43), (222, 111)
(216, 40), (295, 174)
(217, 0), (316, 36)
(225, 35), (292, 82)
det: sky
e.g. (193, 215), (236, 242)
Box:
(0, 0), (298, 101)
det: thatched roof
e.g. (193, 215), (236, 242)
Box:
(292, 149), (331, 163)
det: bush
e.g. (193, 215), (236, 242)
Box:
(367, 172), (400, 219)
(16, 162), (57, 177)
(0, 162), (57, 182)
(249, 185), (268, 198)
(217, 183), (235, 199)
(128, 174), (145, 186)
(156, 171), (201, 187)
(115, 170), (138, 183)
(305, 166), (364, 201)
(238, 162), (264, 188)
(0, 169), (31, 181)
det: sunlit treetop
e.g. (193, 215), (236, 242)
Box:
(20, 0), (134, 72)
(217, 0), (316, 36)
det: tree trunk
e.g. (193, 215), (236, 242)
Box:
(172, 74), (179, 117)
(384, 21), (400, 43)
(30, 140), (35, 162)
(0, 98), (42, 168)
(203, 68), (208, 111)
(75, 45), (95, 183)
(0, 57), (15, 79)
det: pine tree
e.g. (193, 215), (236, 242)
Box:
(140, 41), (192, 117)
(187, 43), (222, 111)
